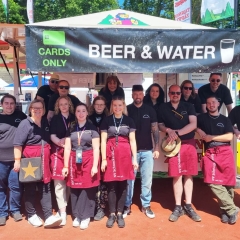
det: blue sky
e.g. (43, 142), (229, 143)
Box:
(118, 0), (124, 7)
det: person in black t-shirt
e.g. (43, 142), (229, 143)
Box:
(47, 80), (81, 122)
(36, 74), (59, 115)
(88, 96), (109, 221)
(196, 96), (238, 224)
(180, 80), (202, 114)
(198, 73), (233, 114)
(158, 84), (201, 223)
(62, 103), (100, 230)
(0, 94), (26, 226)
(50, 96), (75, 226)
(100, 96), (137, 228)
(13, 99), (61, 228)
(99, 75), (125, 110)
(228, 105), (240, 139)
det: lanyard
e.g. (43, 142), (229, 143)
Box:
(113, 115), (123, 145)
(62, 115), (69, 130)
(77, 126), (86, 146)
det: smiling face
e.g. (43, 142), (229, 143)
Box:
(112, 99), (124, 116)
(209, 74), (221, 92)
(132, 91), (144, 105)
(75, 105), (88, 122)
(150, 86), (159, 100)
(182, 83), (193, 99)
(107, 80), (117, 93)
(2, 97), (15, 115)
(30, 102), (44, 118)
(169, 85), (181, 104)
(58, 98), (69, 114)
(58, 81), (70, 96)
(206, 97), (220, 114)
(94, 99), (105, 114)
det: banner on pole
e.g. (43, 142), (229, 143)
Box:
(201, 0), (234, 24)
(174, 0), (191, 23)
(27, 0), (34, 24)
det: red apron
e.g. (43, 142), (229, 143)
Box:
(50, 144), (65, 180)
(23, 144), (51, 184)
(103, 136), (135, 182)
(202, 146), (236, 186)
(67, 149), (100, 188)
(167, 139), (198, 177)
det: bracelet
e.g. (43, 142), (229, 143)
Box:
(102, 159), (107, 161)
(14, 158), (21, 161)
(63, 166), (68, 168)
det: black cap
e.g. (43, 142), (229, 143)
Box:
(132, 85), (143, 92)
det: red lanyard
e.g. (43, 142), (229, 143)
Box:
(77, 126), (85, 146)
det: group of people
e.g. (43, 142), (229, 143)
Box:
(0, 73), (239, 231)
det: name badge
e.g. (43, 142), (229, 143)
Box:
(76, 148), (83, 164)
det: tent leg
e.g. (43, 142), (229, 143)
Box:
(13, 46), (20, 101)
(38, 71), (42, 87)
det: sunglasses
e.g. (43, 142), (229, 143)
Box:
(211, 79), (220, 83)
(59, 86), (69, 90)
(170, 92), (181, 95)
(183, 87), (193, 90)
(50, 80), (59, 84)
(171, 110), (183, 120)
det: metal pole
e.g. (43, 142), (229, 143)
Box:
(234, 0), (239, 29)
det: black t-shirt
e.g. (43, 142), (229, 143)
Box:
(127, 103), (157, 151)
(157, 101), (196, 140)
(36, 85), (55, 113)
(100, 114), (136, 139)
(0, 111), (27, 162)
(180, 94), (202, 114)
(48, 93), (81, 111)
(13, 116), (50, 146)
(66, 121), (99, 151)
(88, 112), (107, 130)
(197, 113), (233, 149)
(228, 106), (240, 130)
(50, 113), (75, 139)
(198, 83), (233, 110)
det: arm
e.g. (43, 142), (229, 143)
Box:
(47, 110), (54, 122)
(62, 137), (71, 176)
(13, 146), (22, 172)
(203, 132), (233, 143)
(201, 104), (207, 113)
(101, 132), (108, 172)
(50, 134), (65, 147)
(151, 122), (159, 159)
(91, 138), (100, 177)
(226, 104), (232, 114)
(178, 115), (197, 136)
(36, 95), (44, 102)
(233, 126), (240, 140)
(129, 131), (138, 170)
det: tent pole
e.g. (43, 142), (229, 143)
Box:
(13, 46), (21, 100)
(0, 51), (14, 82)
(38, 71), (42, 87)
(234, 0), (239, 29)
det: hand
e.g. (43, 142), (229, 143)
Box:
(62, 167), (68, 177)
(91, 166), (98, 177)
(235, 130), (240, 140)
(13, 160), (20, 172)
(167, 129), (178, 142)
(153, 150), (159, 159)
(58, 138), (65, 147)
(197, 128), (207, 139)
(202, 135), (213, 143)
(132, 161), (138, 171)
(101, 160), (107, 172)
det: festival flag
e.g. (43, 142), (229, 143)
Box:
(2, 0), (7, 16)
(201, 0), (234, 24)
(27, 0), (34, 24)
(174, 0), (192, 23)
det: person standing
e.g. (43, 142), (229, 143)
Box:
(198, 73), (233, 114)
(36, 74), (59, 115)
(158, 84), (201, 222)
(228, 105), (240, 139)
(100, 96), (138, 228)
(0, 95), (26, 226)
(123, 85), (159, 219)
(197, 96), (238, 224)
(50, 96), (75, 226)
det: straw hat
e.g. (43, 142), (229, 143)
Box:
(49, 73), (59, 81)
(161, 136), (181, 157)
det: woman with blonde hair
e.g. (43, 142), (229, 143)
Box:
(50, 96), (75, 225)
(100, 96), (138, 228)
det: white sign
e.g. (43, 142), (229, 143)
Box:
(27, 0), (34, 24)
(174, 0), (191, 23)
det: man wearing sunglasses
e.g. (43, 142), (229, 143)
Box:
(47, 80), (81, 122)
(36, 74), (59, 115)
(198, 73), (233, 114)
(158, 85), (201, 223)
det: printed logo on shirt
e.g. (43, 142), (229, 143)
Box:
(216, 123), (224, 127)
(84, 130), (91, 134)
(15, 118), (21, 123)
(217, 98), (221, 102)
(181, 111), (187, 115)
(45, 127), (49, 131)
(96, 117), (102, 123)
(143, 114), (150, 118)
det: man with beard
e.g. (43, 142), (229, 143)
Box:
(123, 85), (159, 219)
(197, 96), (238, 224)
(158, 85), (201, 222)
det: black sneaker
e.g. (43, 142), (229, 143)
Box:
(221, 213), (229, 224)
(183, 205), (201, 222)
(122, 206), (131, 219)
(0, 217), (6, 226)
(229, 208), (239, 225)
(11, 212), (22, 222)
(94, 208), (105, 221)
(117, 214), (125, 228)
(142, 206), (155, 219)
(106, 214), (116, 228)
(169, 207), (184, 222)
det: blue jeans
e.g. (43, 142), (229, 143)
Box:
(0, 161), (22, 217)
(125, 151), (154, 208)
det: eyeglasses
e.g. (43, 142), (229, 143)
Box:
(170, 92), (181, 95)
(50, 80), (59, 84)
(31, 107), (43, 110)
(95, 104), (105, 107)
(183, 87), (193, 90)
(211, 79), (220, 83)
(59, 86), (69, 90)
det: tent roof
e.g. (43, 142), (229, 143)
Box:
(28, 9), (214, 29)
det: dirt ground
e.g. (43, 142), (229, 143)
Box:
(1, 178), (240, 240)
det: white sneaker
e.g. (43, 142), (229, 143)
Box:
(59, 212), (67, 226)
(72, 217), (80, 227)
(80, 218), (90, 230)
(44, 215), (62, 228)
(28, 214), (43, 227)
